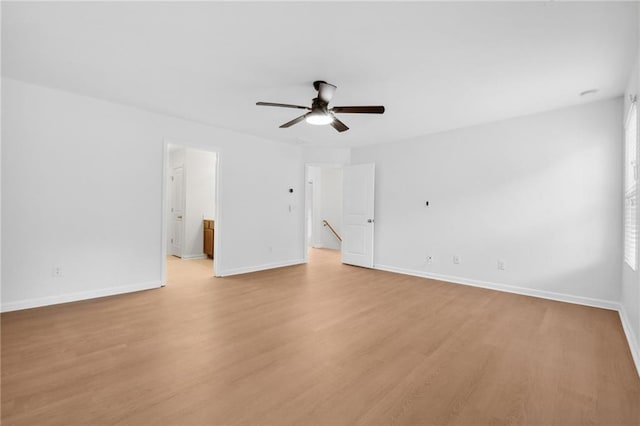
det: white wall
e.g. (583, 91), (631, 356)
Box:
(303, 147), (350, 165)
(352, 99), (623, 306)
(621, 4), (640, 372)
(1, 78), (305, 311)
(184, 148), (216, 258)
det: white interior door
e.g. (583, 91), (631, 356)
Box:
(169, 166), (184, 257)
(342, 163), (375, 267)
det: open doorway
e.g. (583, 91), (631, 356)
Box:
(162, 143), (219, 285)
(305, 165), (343, 263)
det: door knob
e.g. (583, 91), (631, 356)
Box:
(367, 219), (374, 223)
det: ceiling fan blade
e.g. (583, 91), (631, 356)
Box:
(317, 81), (337, 104)
(279, 113), (310, 128)
(330, 116), (349, 133)
(331, 106), (385, 114)
(257, 102), (310, 110)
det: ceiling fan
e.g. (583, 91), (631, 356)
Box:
(256, 81), (385, 133)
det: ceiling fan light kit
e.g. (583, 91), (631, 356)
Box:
(306, 112), (334, 126)
(256, 80), (385, 133)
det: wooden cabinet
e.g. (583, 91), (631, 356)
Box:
(203, 219), (214, 258)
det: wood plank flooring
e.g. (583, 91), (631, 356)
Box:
(2, 249), (639, 425)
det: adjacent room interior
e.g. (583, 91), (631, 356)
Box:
(164, 144), (218, 282)
(306, 164), (343, 262)
(2, 1), (640, 425)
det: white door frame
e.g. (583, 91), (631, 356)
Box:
(303, 162), (345, 263)
(161, 139), (223, 285)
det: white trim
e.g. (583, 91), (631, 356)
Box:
(160, 140), (169, 286)
(624, 101), (638, 270)
(213, 151), (222, 277)
(1, 281), (161, 313)
(180, 254), (207, 260)
(626, 96), (637, 127)
(219, 259), (305, 277)
(374, 264), (620, 311)
(618, 305), (640, 377)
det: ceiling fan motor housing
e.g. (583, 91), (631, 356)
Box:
(312, 80), (327, 91)
(311, 97), (329, 112)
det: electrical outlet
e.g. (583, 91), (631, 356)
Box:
(426, 256), (434, 265)
(453, 255), (461, 265)
(52, 266), (63, 277)
(497, 260), (506, 271)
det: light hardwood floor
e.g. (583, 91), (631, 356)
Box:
(2, 249), (639, 425)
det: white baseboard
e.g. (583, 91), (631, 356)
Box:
(374, 264), (620, 311)
(219, 259), (305, 277)
(618, 305), (640, 377)
(1, 281), (161, 313)
(181, 254), (207, 260)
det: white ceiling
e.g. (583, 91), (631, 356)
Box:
(2, 1), (637, 147)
